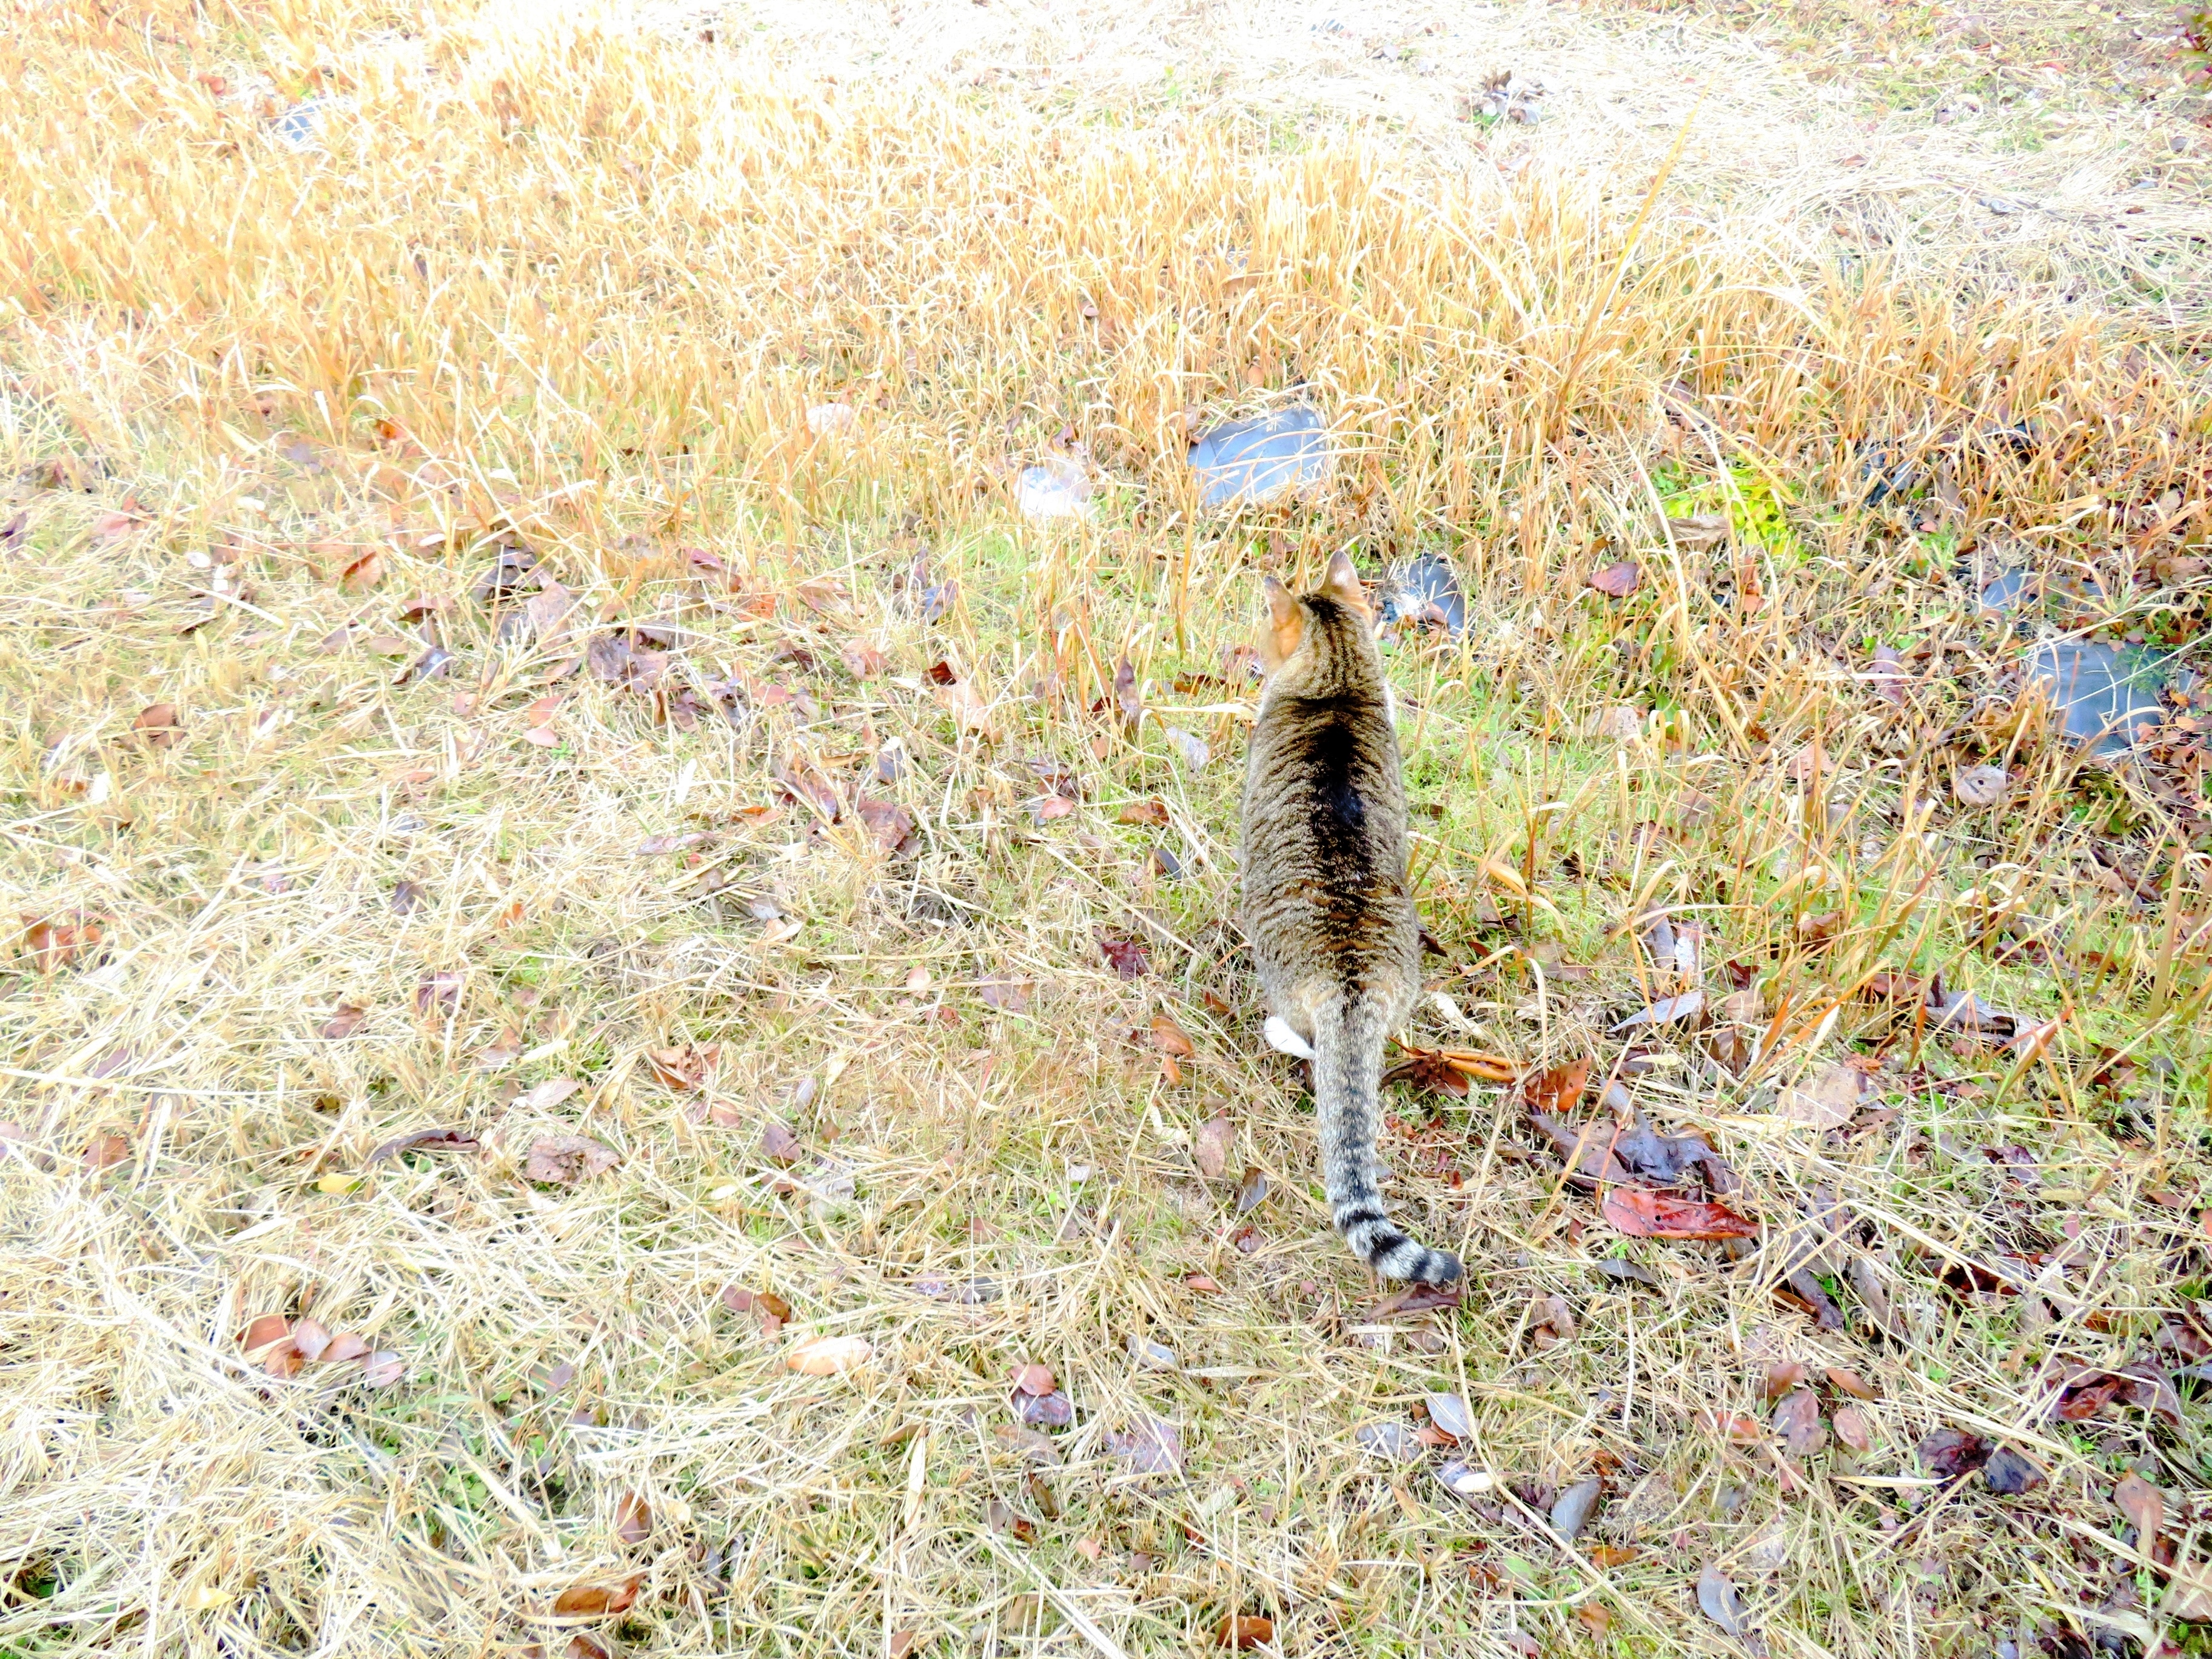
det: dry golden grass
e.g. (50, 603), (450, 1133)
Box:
(3, 1), (2211, 1655)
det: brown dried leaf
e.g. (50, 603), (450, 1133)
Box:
(613, 1490), (651, 1546)
(82, 1132), (131, 1170)
(1215, 1616), (1274, 1650)
(1771, 1387), (1825, 1456)
(1099, 934), (1150, 979)
(133, 702), (182, 749)
(1011, 1362), (1056, 1397)
(1825, 1366), (1877, 1400)
(1952, 764), (2008, 807)
(760, 1121), (802, 1165)
(786, 1335), (872, 1375)
(1119, 798), (1170, 826)
(1832, 1405), (1872, 1452)
(551, 1575), (642, 1618)
(323, 1332), (370, 1364)
(1522, 1059), (1590, 1116)
(1601, 1187), (1757, 1239)
(1113, 656), (1142, 729)
(1586, 560), (1641, 598)
(361, 1350), (406, 1387)
(1761, 1360), (1808, 1399)
(1697, 1409), (1767, 1444)
(1668, 512), (1730, 551)
(646, 1044), (719, 1091)
(2115, 1473), (2165, 1541)
(1152, 1012), (1196, 1059)
(1235, 1165), (1267, 1215)
(1778, 1064), (1863, 1130)
(524, 1134), (620, 1184)
(1195, 1113), (1233, 1179)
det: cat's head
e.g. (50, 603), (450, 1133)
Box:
(1259, 549), (1373, 673)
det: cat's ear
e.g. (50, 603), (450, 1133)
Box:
(1261, 576), (1304, 669)
(1322, 549), (1369, 617)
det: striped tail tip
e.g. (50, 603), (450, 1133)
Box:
(1339, 1208), (1464, 1285)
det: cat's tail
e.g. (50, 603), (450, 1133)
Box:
(1310, 996), (1464, 1285)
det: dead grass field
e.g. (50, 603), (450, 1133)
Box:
(3, 1), (2212, 1655)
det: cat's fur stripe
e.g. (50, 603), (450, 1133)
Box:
(1238, 552), (1463, 1286)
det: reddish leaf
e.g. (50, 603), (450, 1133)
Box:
(1383, 1048), (1470, 1097)
(1697, 1409), (1767, 1444)
(1832, 1406), (1872, 1452)
(1825, 1366), (1877, 1400)
(1113, 656), (1142, 729)
(1011, 1362), (1056, 1396)
(1105, 1416), (1183, 1475)
(552, 1575), (642, 1618)
(241, 1313), (292, 1356)
(1099, 934), (1150, 979)
(646, 1045), (718, 1091)
(1215, 1616), (1274, 1650)
(1521, 1059), (1591, 1116)
(1235, 1165), (1267, 1213)
(23, 916), (102, 973)
(1917, 1428), (1989, 1480)
(1153, 1013), (1196, 1059)
(133, 702), (182, 749)
(323, 1332), (370, 1364)
(840, 639), (887, 677)
(414, 971), (462, 1016)
(524, 1134), (620, 1184)
(1195, 1113), (1233, 1179)
(1586, 560), (1640, 598)
(361, 1350), (406, 1387)
(613, 1491), (651, 1545)
(2115, 1473), (2165, 1541)
(1601, 1187), (1757, 1239)
(978, 979), (1033, 1013)
(340, 549), (384, 592)
(1119, 798), (1171, 826)
(82, 1132), (131, 1170)
(1034, 794), (1076, 823)
(1761, 1360), (1808, 1399)
(1184, 1273), (1223, 1294)
(760, 1121), (802, 1165)
(856, 795), (914, 851)
(1771, 1387), (1825, 1456)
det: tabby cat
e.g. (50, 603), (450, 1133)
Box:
(1238, 551), (1463, 1285)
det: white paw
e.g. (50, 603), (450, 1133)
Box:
(1263, 1016), (1316, 1061)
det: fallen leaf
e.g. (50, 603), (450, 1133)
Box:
(414, 971), (462, 1016)
(1382, 1048), (1470, 1097)
(1113, 656), (1142, 729)
(1355, 1421), (1421, 1463)
(1014, 1390), (1073, 1428)
(613, 1491), (651, 1545)
(525, 1134), (620, 1184)
(1436, 1460), (1495, 1504)
(83, 1132), (131, 1170)
(1668, 512), (1731, 551)
(1106, 1416), (1182, 1475)
(133, 703), (182, 749)
(977, 979), (1032, 1014)
(367, 1127), (480, 1165)
(1011, 1362), (1056, 1396)
(1550, 1476), (1603, 1539)
(1587, 1544), (1641, 1569)
(1698, 1409), (1767, 1444)
(323, 1332), (370, 1364)
(937, 676), (994, 737)
(1695, 1563), (1747, 1639)
(2114, 1473), (2165, 1541)
(2163, 1561), (2212, 1622)
(1771, 1388), (1825, 1457)
(1184, 1273), (1222, 1294)
(240, 1313), (292, 1356)
(1952, 764), (2008, 807)
(839, 638), (887, 677)
(1761, 1360), (1808, 1399)
(551, 1575), (642, 1618)
(1832, 1406), (1872, 1452)
(24, 915), (102, 972)
(1982, 1446), (2044, 1495)
(1587, 560), (1641, 598)
(1034, 794), (1076, 822)
(1601, 1188), (1757, 1239)
(787, 1335), (872, 1375)
(1608, 990), (1704, 1032)
(361, 1350), (406, 1387)
(1522, 1059), (1590, 1116)
(856, 795), (914, 852)
(514, 1076), (583, 1112)
(1195, 1113), (1233, 1179)
(1778, 1064), (1863, 1130)
(1825, 1366), (1876, 1400)
(1234, 1165), (1267, 1214)
(1426, 1393), (1472, 1439)
(1215, 1615), (1274, 1649)
(340, 549), (384, 592)
(1152, 1012), (1196, 1059)
(396, 645), (455, 686)
(888, 1630), (921, 1659)
(760, 1121), (802, 1165)
(1577, 1605), (1614, 1636)
(1099, 934), (1150, 978)
(1119, 798), (1170, 826)
(1917, 1428), (1989, 1480)
(478, 1028), (523, 1068)
(646, 1045), (718, 1091)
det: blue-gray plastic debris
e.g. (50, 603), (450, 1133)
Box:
(1189, 406), (1330, 510)
(2022, 638), (2175, 756)
(1014, 458), (1091, 521)
(272, 98), (330, 150)
(1382, 551), (1467, 636)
